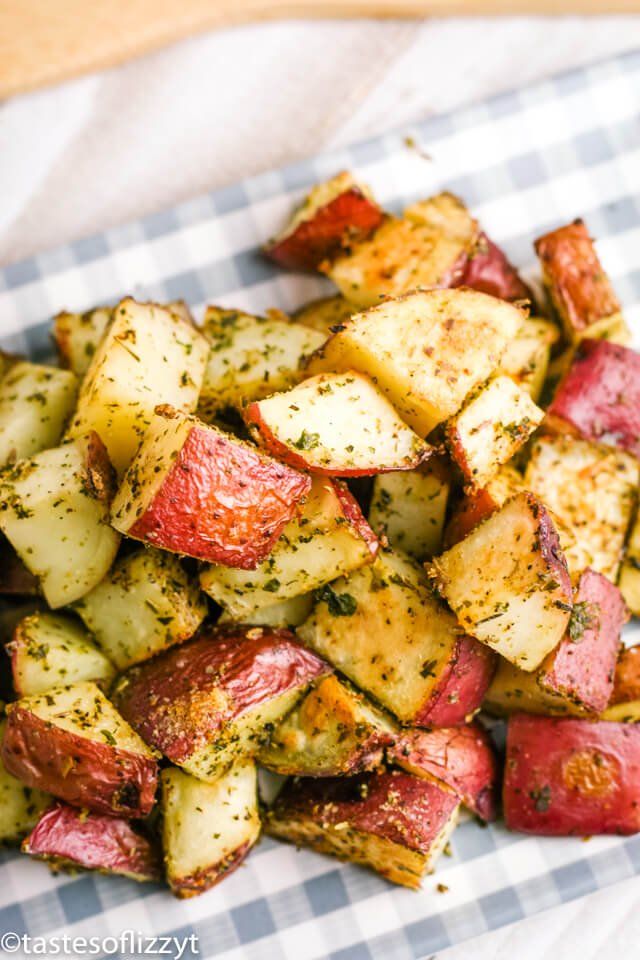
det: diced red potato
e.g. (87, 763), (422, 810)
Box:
(416, 635), (497, 727)
(245, 371), (432, 476)
(264, 172), (384, 271)
(457, 232), (532, 302)
(266, 769), (460, 889)
(503, 713), (640, 835)
(602, 646), (640, 722)
(389, 723), (498, 821)
(443, 465), (525, 548)
(0, 718), (51, 843)
(23, 802), (161, 881)
(547, 339), (640, 458)
(111, 407), (311, 569)
(1, 682), (159, 818)
(113, 625), (330, 782)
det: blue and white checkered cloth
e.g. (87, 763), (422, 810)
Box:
(1, 49), (640, 960)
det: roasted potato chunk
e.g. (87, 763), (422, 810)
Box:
(113, 625), (330, 782)
(443, 464), (525, 548)
(0, 718), (50, 844)
(619, 507), (640, 617)
(0, 362), (78, 466)
(368, 459), (451, 560)
(429, 492), (573, 670)
(266, 769), (459, 889)
(53, 306), (113, 378)
(162, 762), (260, 897)
(503, 713), (640, 835)
(2, 682), (158, 817)
(602, 646), (640, 722)
(498, 316), (559, 402)
(458, 232), (531, 302)
(293, 295), (357, 336)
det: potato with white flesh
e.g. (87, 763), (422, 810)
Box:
(325, 192), (477, 308)
(602, 646), (640, 722)
(0, 433), (120, 608)
(298, 547), (495, 725)
(0, 718), (50, 843)
(389, 723), (498, 821)
(2, 682), (158, 817)
(368, 459), (450, 560)
(265, 171), (383, 271)
(111, 407), (311, 568)
(200, 476), (377, 618)
(444, 464), (525, 548)
(293, 294), (357, 336)
(266, 769), (459, 889)
(535, 219), (623, 343)
(245, 371), (431, 476)
(113, 625), (330, 782)
(66, 298), (208, 475)
(446, 376), (543, 490)
(429, 492), (573, 670)
(259, 675), (396, 777)
(53, 306), (113, 378)
(547, 339), (640, 459)
(0, 362), (78, 467)
(198, 307), (324, 420)
(162, 762), (260, 898)
(524, 435), (638, 581)
(619, 507), (640, 617)
(218, 592), (314, 628)
(485, 569), (627, 717)
(74, 548), (207, 670)
(308, 290), (523, 436)
(497, 316), (559, 404)
(23, 802), (161, 881)
(8, 611), (116, 696)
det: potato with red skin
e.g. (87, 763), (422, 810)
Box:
(503, 714), (640, 835)
(486, 570), (627, 717)
(444, 465), (525, 548)
(111, 407), (311, 569)
(602, 647), (640, 722)
(457, 232), (531, 302)
(389, 723), (498, 821)
(535, 220), (622, 342)
(113, 625), (330, 782)
(547, 339), (640, 458)
(417, 635), (496, 727)
(23, 802), (161, 881)
(1, 682), (158, 818)
(266, 769), (459, 889)
(264, 172), (383, 271)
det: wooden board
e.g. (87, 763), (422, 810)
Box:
(1, 0), (639, 99)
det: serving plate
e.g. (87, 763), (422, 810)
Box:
(1, 49), (640, 960)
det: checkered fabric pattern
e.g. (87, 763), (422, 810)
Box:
(1, 49), (640, 960)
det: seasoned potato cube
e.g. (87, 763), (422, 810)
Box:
(444, 464), (525, 547)
(200, 477), (377, 618)
(113, 625), (329, 782)
(389, 723), (498, 821)
(9, 611), (116, 696)
(259, 675), (396, 777)
(198, 307), (324, 419)
(218, 592), (314, 629)
(23, 802), (161, 881)
(602, 646), (640, 722)
(498, 317), (559, 402)
(368, 459), (451, 560)
(524, 435), (638, 581)
(162, 762), (260, 898)
(2, 682), (158, 817)
(503, 714), (640, 835)
(298, 547), (494, 725)
(245, 371), (431, 476)
(619, 507), (640, 617)
(308, 289), (523, 436)
(0, 718), (50, 843)
(326, 192), (477, 308)
(266, 769), (459, 889)
(445, 376), (543, 490)
(66, 298), (208, 475)
(0, 433), (120, 607)
(429, 492), (573, 670)
(547, 339), (640, 459)
(265, 171), (383, 271)
(535, 220), (622, 343)
(458, 232), (531, 302)
(53, 307), (113, 377)
(0, 362), (78, 466)
(111, 407), (311, 568)
(485, 569), (627, 716)
(74, 548), (207, 670)
(293, 294), (357, 336)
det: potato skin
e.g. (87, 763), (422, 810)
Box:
(1, 706), (158, 818)
(265, 186), (383, 271)
(127, 423), (311, 569)
(417, 635), (496, 727)
(458, 233), (531, 302)
(23, 802), (161, 881)
(113, 625), (330, 766)
(503, 714), (640, 835)
(547, 339), (640, 458)
(390, 723), (498, 821)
